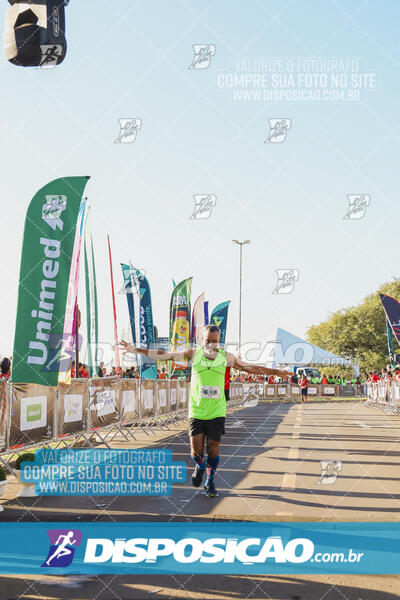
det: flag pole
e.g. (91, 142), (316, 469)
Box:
(107, 235), (121, 374)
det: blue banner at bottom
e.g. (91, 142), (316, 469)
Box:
(0, 522), (399, 574)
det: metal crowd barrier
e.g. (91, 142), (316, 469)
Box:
(0, 378), (249, 473)
(0, 377), (368, 475)
(248, 382), (365, 400)
(365, 381), (400, 415)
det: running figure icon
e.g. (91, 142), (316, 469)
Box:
(45, 531), (77, 566)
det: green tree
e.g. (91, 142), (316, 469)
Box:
(306, 281), (400, 374)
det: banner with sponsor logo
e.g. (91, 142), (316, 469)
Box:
(156, 336), (170, 376)
(119, 378), (139, 423)
(191, 292), (205, 346)
(204, 300), (209, 325)
(11, 176), (90, 386)
(169, 277), (192, 374)
(57, 380), (88, 437)
(84, 208), (98, 378)
(380, 293), (400, 348)
(121, 263), (136, 348)
(132, 268), (157, 380)
(0, 522), (400, 574)
(9, 382), (54, 447)
(58, 198), (87, 385)
(156, 379), (169, 415)
(210, 300), (230, 345)
(89, 377), (120, 429)
(140, 379), (155, 419)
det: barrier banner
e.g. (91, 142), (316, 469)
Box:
(290, 385), (300, 396)
(9, 383), (54, 448)
(120, 378), (139, 423)
(140, 379), (155, 419)
(89, 377), (120, 429)
(243, 383), (257, 400)
(0, 379), (7, 451)
(341, 385), (356, 397)
(169, 379), (178, 411)
(321, 385), (336, 396)
(178, 379), (188, 410)
(308, 386), (318, 396)
(156, 380), (169, 415)
(57, 380), (88, 437)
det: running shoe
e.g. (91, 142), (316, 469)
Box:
(191, 466), (205, 487)
(204, 481), (219, 497)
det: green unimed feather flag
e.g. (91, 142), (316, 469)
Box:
(11, 176), (90, 385)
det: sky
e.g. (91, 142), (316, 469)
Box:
(1, 0), (399, 367)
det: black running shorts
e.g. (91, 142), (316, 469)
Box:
(188, 417), (225, 441)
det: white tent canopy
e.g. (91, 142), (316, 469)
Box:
(267, 328), (359, 375)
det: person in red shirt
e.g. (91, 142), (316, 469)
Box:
(299, 375), (309, 404)
(369, 371), (380, 383)
(224, 366), (231, 402)
(268, 374), (274, 384)
(81, 365), (89, 378)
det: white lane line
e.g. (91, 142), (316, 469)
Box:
(280, 407), (301, 490)
(281, 473), (296, 489)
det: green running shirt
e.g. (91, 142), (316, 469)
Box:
(189, 347), (227, 420)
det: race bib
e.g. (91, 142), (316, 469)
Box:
(200, 385), (220, 399)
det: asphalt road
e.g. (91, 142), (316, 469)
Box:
(1, 399), (400, 599)
(2, 399), (400, 521)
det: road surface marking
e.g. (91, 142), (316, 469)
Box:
(280, 407), (301, 489)
(281, 473), (296, 489)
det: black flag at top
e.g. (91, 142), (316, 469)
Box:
(4, 0), (68, 67)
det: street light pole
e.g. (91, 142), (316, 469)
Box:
(232, 239), (250, 355)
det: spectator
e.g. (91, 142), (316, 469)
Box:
(224, 365), (231, 402)
(369, 371), (380, 383)
(97, 361), (104, 378)
(159, 367), (167, 380)
(299, 374), (309, 404)
(0, 357), (11, 380)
